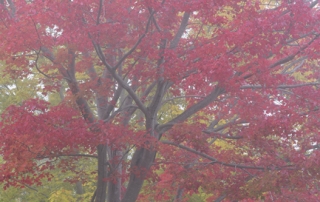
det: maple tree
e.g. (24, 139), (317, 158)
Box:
(1, 0), (320, 201)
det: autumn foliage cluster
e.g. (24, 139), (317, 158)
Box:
(1, 0), (320, 201)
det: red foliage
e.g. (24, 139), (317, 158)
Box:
(1, 0), (320, 201)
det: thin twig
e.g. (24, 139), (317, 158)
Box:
(240, 82), (320, 89)
(112, 10), (155, 71)
(161, 140), (296, 170)
(34, 50), (56, 79)
(37, 153), (98, 159)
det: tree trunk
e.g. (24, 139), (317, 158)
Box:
(121, 148), (156, 202)
(107, 150), (122, 202)
(175, 188), (184, 202)
(95, 144), (108, 202)
(75, 181), (84, 202)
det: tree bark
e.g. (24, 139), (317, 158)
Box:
(107, 150), (122, 202)
(121, 148), (156, 202)
(175, 188), (184, 202)
(95, 145), (108, 202)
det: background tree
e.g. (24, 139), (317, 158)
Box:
(1, 0), (320, 201)
(0, 65), (96, 202)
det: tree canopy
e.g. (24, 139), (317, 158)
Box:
(1, 0), (320, 201)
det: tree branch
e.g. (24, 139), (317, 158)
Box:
(6, 0), (16, 18)
(281, 56), (307, 74)
(34, 49), (55, 79)
(112, 11), (154, 71)
(40, 46), (96, 123)
(161, 95), (206, 105)
(10, 178), (49, 198)
(310, 0), (318, 8)
(203, 131), (244, 140)
(162, 141), (296, 170)
(240, 82), (320, 89)
(140, 81), (157, 102)
(91, 40), (148, 116)
(269, 34), (320, 69)
(37, 154), (98, 159)
(96, 0), (103, 25)
(157, 86), (224, 134)
(90, 10), (152, 114)
(170, 12), (191, 49)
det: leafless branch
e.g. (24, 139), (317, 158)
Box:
(6, 0), (16, 18)
(34, 50), (56, 79)
(162, 140), (296, 170)
(310, 0), (318, 8)
(10, 178), (49, 197)
(281, 56), (307, 74)
(161, 95), (206, 105)
(37, 153), (98, 159)
(40, 46), (56, 62)
(104, 105), (138, 123)
(170, 12), (191, 49)
(105, 87), (123, 118)
(30, 18), (56, 79)
(90, 10), (152, 116)
(157, 86), (224, 134)
(214, 194), (227, 202)
(206, 116), (240, 132)
(112, 10), (154, 71)
(286, 33), (315, 44)
(96, 0), (103, 25)
(240, 82), (320, 89)
(91, 189), (97, 202)
(140, 81), (157, 102)
(269, 34), (320, 69)
(204, 131), (244, 140)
